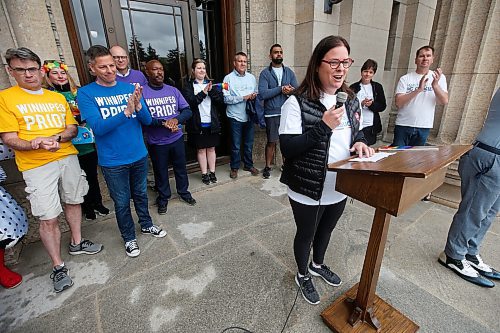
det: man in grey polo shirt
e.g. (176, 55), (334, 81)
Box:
(439, 88), (500, 288)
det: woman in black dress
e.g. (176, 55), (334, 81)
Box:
(182, 59), (224, 185)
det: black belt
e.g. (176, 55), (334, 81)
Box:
(474, 141), (500, 155)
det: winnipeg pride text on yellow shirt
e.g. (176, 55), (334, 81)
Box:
(0, 86), (78, 171)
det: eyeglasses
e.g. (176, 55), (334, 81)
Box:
(321, 58), (354, 69)
(9, 66), (40, 75)
(113, 56), (128, 60)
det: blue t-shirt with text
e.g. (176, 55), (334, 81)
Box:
(78, 81), (152, 167)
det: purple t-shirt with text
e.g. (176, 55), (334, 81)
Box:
(115, 69), (148, 86)
(142, 84), (189, 145)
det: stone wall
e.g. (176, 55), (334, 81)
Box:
(237, 0), (499, 187)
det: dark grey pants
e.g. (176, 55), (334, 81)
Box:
(444, 147), (500, 260)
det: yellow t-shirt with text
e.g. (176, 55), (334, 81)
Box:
(0, 86), (78, 171)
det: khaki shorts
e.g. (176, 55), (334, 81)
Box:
(23, 155), (89, 220)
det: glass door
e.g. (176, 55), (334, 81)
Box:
(66, 0), (229, 163)
(117, 0), (192, 88)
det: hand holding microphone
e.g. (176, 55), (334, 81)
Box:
(322, 92), (347, 129)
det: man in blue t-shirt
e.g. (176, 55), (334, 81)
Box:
(142, 60), (196, 215)
(79, 45), (167, 258)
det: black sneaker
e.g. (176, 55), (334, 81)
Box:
(209, 172), (218, 183)
(94, 204), (110, 216)
(125, 239), (140, 257)
(262, 166), (271, 179)
(201, 173), (210, 185)
(295, 273), (320, 305)
(158, 204), (168, 215)
(465, 254), (500, 280)
(180, 196), (197, 206)
(438, 252), (494, 287)
(141, 225), (167, 238)
(308, 262), (342, 286)
(84, 209), (97, 221)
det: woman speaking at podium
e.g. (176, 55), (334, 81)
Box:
(279, 36), (374, 305)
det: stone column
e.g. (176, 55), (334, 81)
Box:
(436, 0), (497, 145)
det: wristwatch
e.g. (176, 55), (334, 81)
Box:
(56, 135), (62, 143)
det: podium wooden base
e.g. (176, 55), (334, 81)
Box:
(321, 284), (419, 333)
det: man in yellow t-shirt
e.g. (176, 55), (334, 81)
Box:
(0, 47), (103, 293)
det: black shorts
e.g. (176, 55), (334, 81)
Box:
(265, 116), (280, 143)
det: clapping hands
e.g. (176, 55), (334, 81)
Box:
(431, 68), (443, 89)
(125, 84), (143, 117)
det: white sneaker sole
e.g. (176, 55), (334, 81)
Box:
(308, 267), (342, 287)
(126, 249), (141, 258)
(141, 230), (167, 238)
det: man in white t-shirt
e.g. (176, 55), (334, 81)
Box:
(392, 45), (448, 146)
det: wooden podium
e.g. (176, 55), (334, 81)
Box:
(321, 145), (471, 333)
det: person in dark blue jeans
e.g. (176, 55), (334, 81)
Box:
(229, 117), (254, 174)
(143, 60), (196, 215)
(101, 156), (153, 240)
(79, 46), (167, 258)
(223, 52), (259, 179)
(392, 126), (430, 146)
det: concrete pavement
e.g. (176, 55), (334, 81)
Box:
(1, 164), (499, 333)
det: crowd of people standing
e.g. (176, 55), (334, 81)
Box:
(1, 35), (498, 306)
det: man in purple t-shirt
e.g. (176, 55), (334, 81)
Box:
(110, 46), (148, 86)
(143, 60), (196, 214)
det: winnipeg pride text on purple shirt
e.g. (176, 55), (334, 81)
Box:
(142, 84), (189, 145)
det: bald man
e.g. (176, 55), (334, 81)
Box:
(110, 45), (147, 86)
(142, 60), (196, 215)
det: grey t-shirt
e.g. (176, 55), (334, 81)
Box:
(476, 88), (500, 149)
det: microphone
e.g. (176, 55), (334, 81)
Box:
(335, 91), (348, 109)
(213, 83), (229, 90)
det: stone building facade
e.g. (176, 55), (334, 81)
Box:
(0, 0), (499, 247)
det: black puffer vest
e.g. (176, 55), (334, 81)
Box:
(280, 93), (364, 201)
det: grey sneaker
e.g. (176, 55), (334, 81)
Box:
(295, 273), (320, 305)
(308, 262), (342, 286)
(50, 265), (73, 293)
(141, 225), (167, 238)
(69, 239), (103, 255)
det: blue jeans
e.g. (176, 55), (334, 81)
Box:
(392, 125), (430, 146)
(444, 147), (500, 260)
(101, 156), (153, 242)
(149, 137), (191, 207)
(229, 118), (254, 169)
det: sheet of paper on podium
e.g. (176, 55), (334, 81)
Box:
(350, 152), (395, 163)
